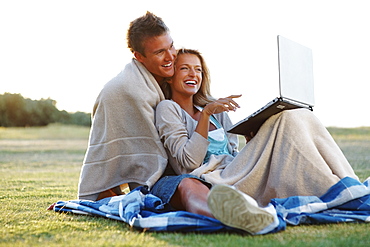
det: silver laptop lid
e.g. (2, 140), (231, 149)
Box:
(278, 35), (315, 107)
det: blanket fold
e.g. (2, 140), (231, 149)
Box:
(78, 59), (168, 200)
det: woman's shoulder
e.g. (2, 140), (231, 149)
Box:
(156, 100), (186, 124)
(157, 99), (181, 109)
(156, 100), (182, 114)
(157, 99), (178, 109)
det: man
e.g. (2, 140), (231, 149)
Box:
(78, 11), (175, 201)
(77, 12), (275, 235)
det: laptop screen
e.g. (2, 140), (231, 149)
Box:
(278, 35), (315, 107)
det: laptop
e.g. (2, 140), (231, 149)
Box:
(227, 35), (315, 136)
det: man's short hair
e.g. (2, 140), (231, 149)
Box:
(127, 11), (169, 56)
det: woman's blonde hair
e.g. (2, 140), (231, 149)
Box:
(161, 48), (215, 107)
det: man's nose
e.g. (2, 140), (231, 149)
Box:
(165, 49), (175, 61)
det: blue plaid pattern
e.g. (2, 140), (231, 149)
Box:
(271, 176), (370, 227)
(52, 177), (370, 234)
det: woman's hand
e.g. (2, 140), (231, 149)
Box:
(203, 94), (242, 116)
(195, 94), (241, 139)
(244, 131), (255, 143)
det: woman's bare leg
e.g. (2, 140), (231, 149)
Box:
(170, 178), (214, 218)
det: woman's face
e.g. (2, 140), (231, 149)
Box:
(169, 53), (202, 99)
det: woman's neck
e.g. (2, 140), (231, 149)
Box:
(171, 96), (197, 118)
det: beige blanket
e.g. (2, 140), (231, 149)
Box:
(78, 59), (168, 200)
(192, 109), (359, 206)
(156, 101), (358, 206)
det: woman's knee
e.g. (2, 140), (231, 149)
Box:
(170, 178), (209, 210)
(279, 108), (315, 126)
(178, 178), (210, 193)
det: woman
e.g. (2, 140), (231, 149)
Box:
(155, 48), (359, 207)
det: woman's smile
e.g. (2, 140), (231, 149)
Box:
(169, 53), (203, 99)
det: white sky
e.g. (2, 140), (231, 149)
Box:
(1, 0), (369, 127)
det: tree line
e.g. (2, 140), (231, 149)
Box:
(0, 93), (91, 127)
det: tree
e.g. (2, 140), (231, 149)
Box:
(0, 93), (91, 127)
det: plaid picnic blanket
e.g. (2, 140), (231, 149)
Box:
(271, 176), (370, 226)
(51, 177), (370, 234)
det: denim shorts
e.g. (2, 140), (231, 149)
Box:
(150, 174), (211, 208)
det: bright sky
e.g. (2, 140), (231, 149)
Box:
(1, 0), (369, 127)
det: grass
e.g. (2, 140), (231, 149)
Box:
(1, 124), (369, 246)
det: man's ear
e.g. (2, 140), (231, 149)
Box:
(134, 51), (145, 63)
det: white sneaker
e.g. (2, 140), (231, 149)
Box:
(207, 184), (275, 234)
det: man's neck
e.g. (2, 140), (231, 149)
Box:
(153, 74), (164, 84)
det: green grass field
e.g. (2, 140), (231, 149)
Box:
(1, 124), (369, 246)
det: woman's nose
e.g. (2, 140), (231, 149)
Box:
(188, 68), (196, 76)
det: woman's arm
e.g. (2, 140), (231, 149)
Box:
(156, 100), (209, 174)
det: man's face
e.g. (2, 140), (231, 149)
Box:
(134, 33), (176, 82)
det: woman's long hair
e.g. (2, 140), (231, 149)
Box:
(161, 48), (215, 107)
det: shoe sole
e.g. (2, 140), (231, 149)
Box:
(207, 184), (274, 234)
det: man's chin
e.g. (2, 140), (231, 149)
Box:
(161, 70), (175, 78)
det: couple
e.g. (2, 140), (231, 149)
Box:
(77, 12), (359, 234)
